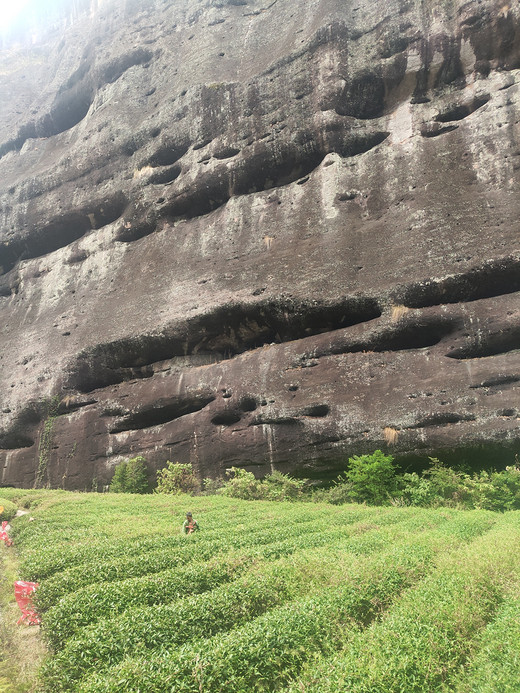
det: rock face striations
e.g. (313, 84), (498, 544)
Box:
(1, 0), (520, 489)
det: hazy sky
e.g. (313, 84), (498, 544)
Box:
(0, 1), (31, 30)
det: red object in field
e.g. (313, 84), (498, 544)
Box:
(14, 581), (41, 626)
(0, 521), (12, 547)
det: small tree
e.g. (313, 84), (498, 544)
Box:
(155, 461), (200, 495)
(126, 456), (150, 494)
(109, 461), (128, 493)
(343, 450), (397, 505)
(109, 456), (149, 494)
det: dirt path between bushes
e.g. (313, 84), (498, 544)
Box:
(0, 545), (45, 693)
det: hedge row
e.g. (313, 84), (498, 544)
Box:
(43, 554), (251, 649)
(62, 512), (495, 693)
(451, 597), (520, 693)
(40, 512), (490, 691)
(35, 507), (416, 610)
(19, 503), (390, 582)
(286, 514), (520, 692)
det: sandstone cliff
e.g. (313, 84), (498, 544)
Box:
(1, 0), (519, 489)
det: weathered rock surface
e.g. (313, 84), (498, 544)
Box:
(1, 0), (520, 489)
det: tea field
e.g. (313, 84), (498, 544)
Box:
(1, 488), (520, 692)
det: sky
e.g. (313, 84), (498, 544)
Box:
(0, 0), (31, 30)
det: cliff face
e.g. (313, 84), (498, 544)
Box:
(1, 0), (520, 489)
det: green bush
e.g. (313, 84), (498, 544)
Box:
(398, 460), (520, 512)
(395, 472), (437, 507)
(218, 467), (265, 500)
(155, 461), (200, 495)
(312, 479), (355, 505)
(109, 457), (149, 494)
(423, 458), (473, 507)
(0, 498), (17, 522)
(473, 466), (520, 511)
(395, 459), (475, 509)
(217, 468), (306, 501)
(341, 450), (397, 505)
(315, 456), (520, 511)
(262, 470), (306, 501)
(202, 477), (224, 495)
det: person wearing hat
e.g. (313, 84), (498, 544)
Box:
(182, 512), (199, 534)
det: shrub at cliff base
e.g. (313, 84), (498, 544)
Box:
(155, 461), (201, 495)
(155, 464), (306, 500)
(316, 453), (520, 511)
(218, 467), (306, 501)
(109, 456), (149, 494)
(336, 450), (398, 505)
(112, 452), (520, 510)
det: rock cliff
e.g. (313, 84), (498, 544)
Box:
(1, 0), (520, 489)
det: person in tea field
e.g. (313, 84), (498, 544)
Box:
(182, 512), (199, 534)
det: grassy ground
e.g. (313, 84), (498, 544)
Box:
(0, 488), (519, 692)
(0, 544), (45, 693)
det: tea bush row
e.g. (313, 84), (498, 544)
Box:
(286, 514), (520, 692)
(0, 498), (17, 522)
(34, 519), (346, 607)
(37, 507), (409, 616)
(43, 554), (250, 649)
(74, 540), (441, 693)
(36, 506), (438, 611)
(30, 503), (404, 597)
(61, 512), (494, 693)
(450, 597), (520, 692)
(16, 502), (270, 580)
(39, 513), (492, 690)
(16, 495), (352, 574)
(43, 511), (451, 657)
(8, 491), (514, 693)
(40, 547), (369, 690)
(18, 502), (312, 582)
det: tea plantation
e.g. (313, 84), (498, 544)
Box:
(1, 489), (520, 692)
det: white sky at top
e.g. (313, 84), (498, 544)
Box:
(0, 0), (32, 30)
